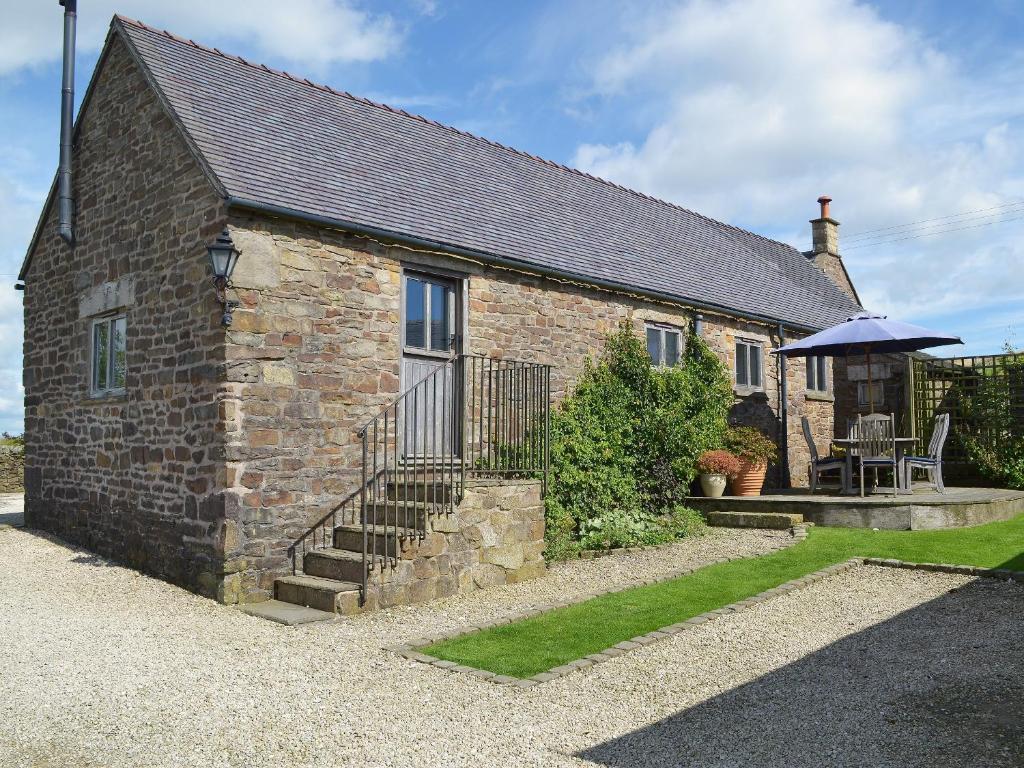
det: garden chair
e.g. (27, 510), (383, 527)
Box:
(903, 413), (950, 493)
(853, 413), (899, 497)
(801, 416), (846, 492)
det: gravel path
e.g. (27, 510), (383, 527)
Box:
(1, 525), (1021, 767)
(0, 492), (23, 527)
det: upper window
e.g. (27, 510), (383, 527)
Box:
(806, 355), (828, 393)
(404, 274), (455, 354)
(735, 339), (763, 389)
(91, 314), (127, 396)
(646, 323), (682, 367)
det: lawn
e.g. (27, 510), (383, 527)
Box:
(426, 515), (1024, 678)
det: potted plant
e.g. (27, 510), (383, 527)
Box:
(696, 450), (741, 498)
(724, 426), (779, 496)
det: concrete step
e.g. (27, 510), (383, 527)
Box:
(238, 599), (335, 626)
(331, 523), (419, 556)
(706, 510), (804, 530)
(302, 549), (369, 583)
(274, 574), (362, 614)
(386, 481), (453, 503)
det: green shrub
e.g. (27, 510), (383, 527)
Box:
(544, 322), (731, 558)
(724, 425), (779, 466)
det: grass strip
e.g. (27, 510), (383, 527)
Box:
(426, 515), (1024, 678)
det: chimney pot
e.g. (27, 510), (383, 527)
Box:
(817, 195), (832, 219)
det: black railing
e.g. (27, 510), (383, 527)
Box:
(289, 354), (551, 603)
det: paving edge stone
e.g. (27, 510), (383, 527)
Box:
(390, 524), (842, 686)
(861, 558), (1024, 582)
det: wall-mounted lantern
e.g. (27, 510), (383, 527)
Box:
(206, 228), (241, 326)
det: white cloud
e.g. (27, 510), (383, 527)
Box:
(0, 0), (402, 76)
(569, 0), (1024, 352)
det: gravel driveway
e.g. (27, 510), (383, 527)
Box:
(1, 524), (1021, 767)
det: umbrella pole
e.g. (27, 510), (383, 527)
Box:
(867, 346), (874, 413)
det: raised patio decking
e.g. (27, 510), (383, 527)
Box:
(689, 487), (1024, 530)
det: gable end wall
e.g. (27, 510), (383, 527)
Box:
(21, 36), (231, 597)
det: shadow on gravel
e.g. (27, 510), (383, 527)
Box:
(577, 576), (1024, 768)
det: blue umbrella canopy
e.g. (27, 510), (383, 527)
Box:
(773, 311), (963, 358)
(773, 311), (962, 413)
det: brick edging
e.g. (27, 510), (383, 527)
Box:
(861, 557), (1024, 582)
(388, 524), (828, 687)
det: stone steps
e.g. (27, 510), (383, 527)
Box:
(274, 574), (362, 614)
(332, 522), (419, 554)
(361, 500), (432, 528)
(706, 510), (804, 530)
(386, 481), (453, 503)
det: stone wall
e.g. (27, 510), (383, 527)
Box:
(0, 449), (24, 493)
(365, 479), (545, 610)
(220, 213), (839, 602)
(21, 37), (229, 597)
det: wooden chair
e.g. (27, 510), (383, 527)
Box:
(903, 413), (950, 493)
(801, 416), (846, 492)
(853, 413), (899, 497)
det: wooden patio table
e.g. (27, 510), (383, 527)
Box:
(831, 437), (918, 495)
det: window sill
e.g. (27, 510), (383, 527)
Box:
(83, 391), (128, 405)
(805, 391), (835, 403)
(734, 386), (766, 398)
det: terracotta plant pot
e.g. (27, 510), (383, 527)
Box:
(732, 460), (767, 496)
(699, 473), (728, 498)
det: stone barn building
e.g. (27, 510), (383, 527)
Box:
(19, 16), (862, 613)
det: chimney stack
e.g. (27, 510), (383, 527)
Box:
(811, 195), (838, 255)
(807, 195), (859, 303)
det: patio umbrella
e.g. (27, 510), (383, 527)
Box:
(773, 311), (963, 412)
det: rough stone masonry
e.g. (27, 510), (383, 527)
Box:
(21, 32), (849, 606)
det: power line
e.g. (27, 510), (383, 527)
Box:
(843, 198), (1024, 241)
(843, 210), (1024, 250)
(844, 208), (1024, 248)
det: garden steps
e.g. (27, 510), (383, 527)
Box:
(274, 574), (362, 614)
(705, 510), (804, 530)
(272, 476), (451, 616)
(332, 522), (418, 555)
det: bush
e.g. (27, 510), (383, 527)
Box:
(724, 425), (778, 466)
(696, 450), (741, 476)
(544, 323), (732, 558)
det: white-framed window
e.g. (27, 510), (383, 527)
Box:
(857, 380), (884, 407)
(91, 314), (127, 396)
(735, 339), (763, 389)
(645, 323), (682, 367)
(806, 355), (828, 393)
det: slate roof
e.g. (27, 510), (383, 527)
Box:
(78, 17), (865, 329)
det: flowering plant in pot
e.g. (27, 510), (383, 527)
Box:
(724, 426), (779, 496)
(695, 450), (741, 498)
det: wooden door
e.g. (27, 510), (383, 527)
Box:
(401, 272), (459, 457)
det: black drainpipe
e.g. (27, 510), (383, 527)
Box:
(57, 0), (77, 245)
(777, 322), (790, 489)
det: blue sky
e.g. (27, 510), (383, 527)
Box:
(2, 0), (1023, 435)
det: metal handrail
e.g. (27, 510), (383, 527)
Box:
(288, 353), (552, 605)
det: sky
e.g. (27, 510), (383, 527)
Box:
(2, 0), (1023, 435)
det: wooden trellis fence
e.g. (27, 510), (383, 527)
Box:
(912, 352), (1024, 483)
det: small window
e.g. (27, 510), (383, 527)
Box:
(645, 323), (682, 367)
(806, 356), (828, 392)
(91, 314), (127, 395)
(858, 380), (884, 407)
(735, 340), (762, 389)
(404, 274), (454, 354)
